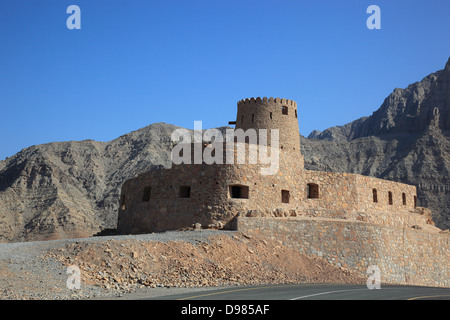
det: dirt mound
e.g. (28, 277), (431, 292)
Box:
(45, 232), (364, 297)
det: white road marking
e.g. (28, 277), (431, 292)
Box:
(290, 288), (369, 300)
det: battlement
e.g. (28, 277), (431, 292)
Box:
(238, 97), (297, 108)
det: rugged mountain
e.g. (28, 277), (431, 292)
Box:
(308, 58), (450, 142)
(0, 58), (449, 242)
(304, 58), (450, 229)
(0, 123), (176, 242)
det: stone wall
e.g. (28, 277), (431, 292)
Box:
(301, 170), (417, 220)
(355, 175), (417, 212)
(117, 143), (306, 234)
(302, 171), (359, 217)
(237, 216), (449, 288)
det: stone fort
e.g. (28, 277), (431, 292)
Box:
(117, 97), (449, 288)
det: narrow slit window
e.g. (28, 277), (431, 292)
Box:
(372, 189), (378, 203)
(388, 191), (393, 205)
(142, 186), (151, 202)
(281, 190), (290, 203)
(229, 185), (249, 199)
(295, 109), (297, 118)
(307, 183), (319, 199)
(402, 193), (406, 206)
(414, 195), (417, 208)
(270, 112), (273, 120)
(179, 186), (191, 198)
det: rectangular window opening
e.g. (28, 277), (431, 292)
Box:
(372, 189), (378, 203)
(229, 185), (249, 199)
(142, 186), (151, 202)
(307, 183), (319, 199)
(402, 193), (406, 206)
(388, 191), (393, 205)
(282, 106), (288, 115)
(179, 186), (191, 198)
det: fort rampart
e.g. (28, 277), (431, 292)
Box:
(237, 216), (449, 288)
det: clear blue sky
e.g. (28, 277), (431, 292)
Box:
(1, 0), (449, 160)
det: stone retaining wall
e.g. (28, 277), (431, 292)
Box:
(237, 216), (449, 288)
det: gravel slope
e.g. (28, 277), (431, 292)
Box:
(0, 230), (364, 300)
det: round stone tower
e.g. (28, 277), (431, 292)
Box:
(234, 97), (300, 153)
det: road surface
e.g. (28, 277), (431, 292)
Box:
(149, 283), (450, 300)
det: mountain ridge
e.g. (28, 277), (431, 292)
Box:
(304, 57), (450, 228)
(308, 57), (450, 142)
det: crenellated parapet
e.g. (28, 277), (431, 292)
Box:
(237, 97), (297, 108)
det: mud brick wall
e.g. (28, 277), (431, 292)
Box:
(237, 216), (449, 288)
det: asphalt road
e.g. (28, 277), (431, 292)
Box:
(150, 284), (450, 300)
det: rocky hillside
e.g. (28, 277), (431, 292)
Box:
(0, 58), (449, 242)
(308, 58), (450, 141)
(0, 123), (176, 242)
(305, 57), (450, 229)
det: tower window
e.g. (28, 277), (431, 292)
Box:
(282, 106), (288, 115)
(179, 186), (191, 198)
(295, 109), (297, 118)
(372, 189), (378, 203)
(388, 191), (393, 205)
(402, 193), (406, 206)
(270, 112), (273, 120)
(229, 185), (249, 199)
(142, 186), (151, 202)
(307, 183), (319, 199)
(281, 190), (290, 203)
